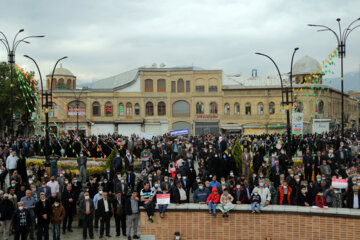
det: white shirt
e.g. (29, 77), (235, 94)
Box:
(354, 193), (359, 209)
(104, 199), (109, 212)
(6, 155), (19, 170)
(179, 188), (187, 201)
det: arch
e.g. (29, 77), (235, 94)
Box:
(134, 103), (140, 116)
(146, 102), (154, 116)
(126, 102), (133, 117)
(177, 79), (184, 92)
(145, 79), (153, 92)
(58, 78), (64, 88)
(105, 101), (113, 116)
(257, 102), (264, 115)
(172, 121), (191, 131)
(210, 102), (218, 114)
(68, 100), (86, 117)
(157, 79), (166, 92)
(269, 102), (275, 115)
(49, 103), (58, 118)
(92, 101), (100, 116)
(119, 103), (124, 116)
(158, 101), (166, 116)
(172, 100), (189, 117)
(234, 102), (240, 115)
(196, 102), (204, 114)
(245, 102), (251, 115)
(66, 79), (72, 89)
(316, 100), (324, 114)
(224, 103), (230, 115)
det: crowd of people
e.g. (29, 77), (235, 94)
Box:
(0, 130), (359, 240)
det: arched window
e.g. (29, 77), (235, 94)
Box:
(257, 102), (264, 115)
(68, 101), (86, 117)
(158, 102), (166, 116)
(177, 79), (184, 92)
(269, 102), (275, 115)
(49, 103), (58, 118)
(173, 100), (190, 117)
(316, 100), (324, 114)
(58, 78), (64, 88)
(196, 102), (204, 114)
(280, 103), (286, 114)
(126, 102), (133, 117)
(66, 79), (72, 89)
(224, 103), (230, 115)
(119, 103), (124, 116)
(245, 103), (251, 115)
(234, 103), (240, 115)
(105, 102), (113, 116)
(210, 102), (218, 114)
(295, 101), (303, 113)
(146, 102), (154, 116)
(92, 102), (100, 116)
(157, 79), (166, 92)
(145, 79), (153, 92)
(134, 103), (140, 116)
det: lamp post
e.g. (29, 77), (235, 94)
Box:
(24, 55), (68, 163)
(0, 29), (44, 137)
(308, 17), (360, 137)
(255, 48), (299, 160)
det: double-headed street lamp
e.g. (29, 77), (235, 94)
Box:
(255, 48), (299, 160)
(0, 29), (44, 137)
(24, 55), (68, 162)
(308, 17), (360, 137)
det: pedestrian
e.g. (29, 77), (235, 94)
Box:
(50, 198), (65, 240)
(12, 202), (32, 240)
(6, 151), (19, 182)
(0, 193), (15, 240)
(77, 151), (87, 183)
(79, 191), (94, 240)
(20, 190), (36, 240)
(48, 153), (60, 178)
(97, 192), (112, 238)
(35, 192), (52, 240)
(125, 190), (140, 240)
(112, 192), (126, 237)
(61, 183), (77, 234)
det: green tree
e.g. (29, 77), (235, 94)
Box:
(232, 138), (243, 175)
(106, 146), (118, 172)
(0, 62), (36, 136)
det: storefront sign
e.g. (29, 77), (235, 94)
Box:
(196, 115), (218, 119)
(170, 128), (189, 136)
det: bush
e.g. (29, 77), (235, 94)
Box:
(106, 146), (118, 172)
(232, 138), (243, 175)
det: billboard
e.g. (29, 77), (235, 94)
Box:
(292, 111), (303, 135)
(170, 128), (189, 136)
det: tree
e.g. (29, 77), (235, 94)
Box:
(106, 146), (118, 173)
(0, 62), (36, 136)
(232, 138), (243, 175)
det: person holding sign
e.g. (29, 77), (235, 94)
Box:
(155, 180), (169, 218)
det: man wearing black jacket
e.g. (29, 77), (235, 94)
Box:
(12, 202), (32, 240)
(0, 193), (15, 240)
(112, 192), (126, 237)
(97, 192), (112, 238)
(125, 169), (136, 191)
(61, 183), (77, 234)
(125, 191), (140, 240)
(35, 193), (52, 240)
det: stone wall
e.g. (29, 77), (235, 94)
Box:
(140, 204), (360, 240)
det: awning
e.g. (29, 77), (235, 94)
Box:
(221, 124), (242, 130)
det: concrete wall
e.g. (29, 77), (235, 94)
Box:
(140, 204), (360, 240)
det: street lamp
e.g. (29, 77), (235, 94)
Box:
(23, 55), (68, 163)
(308, 17), (360, 137)
(0, 29), (44, 137)
(255, 48), (299, 160)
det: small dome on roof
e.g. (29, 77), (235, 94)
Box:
(47, 65), (75, 77)
(293, 56), (322, 75)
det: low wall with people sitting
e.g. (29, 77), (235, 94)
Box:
(140, 204), (360, 240)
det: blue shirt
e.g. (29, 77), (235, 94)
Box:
(20, 196), (35, 217)
(209, 181), (219, 188)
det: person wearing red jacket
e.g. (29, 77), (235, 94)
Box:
(315, 192), (327, 208)
(206, 187), (220, 218)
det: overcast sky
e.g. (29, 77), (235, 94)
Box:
(1, 0), (360, 85)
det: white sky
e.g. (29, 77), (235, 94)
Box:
(0, 0), (359, 85)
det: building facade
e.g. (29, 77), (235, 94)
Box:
(36, 57), (360, 137)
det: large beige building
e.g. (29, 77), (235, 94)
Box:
(36, 56), (360, 136)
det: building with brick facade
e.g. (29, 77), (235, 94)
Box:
(36, 56), (359, 136)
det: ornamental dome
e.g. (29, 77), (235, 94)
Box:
(293, 56), (322, 75)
